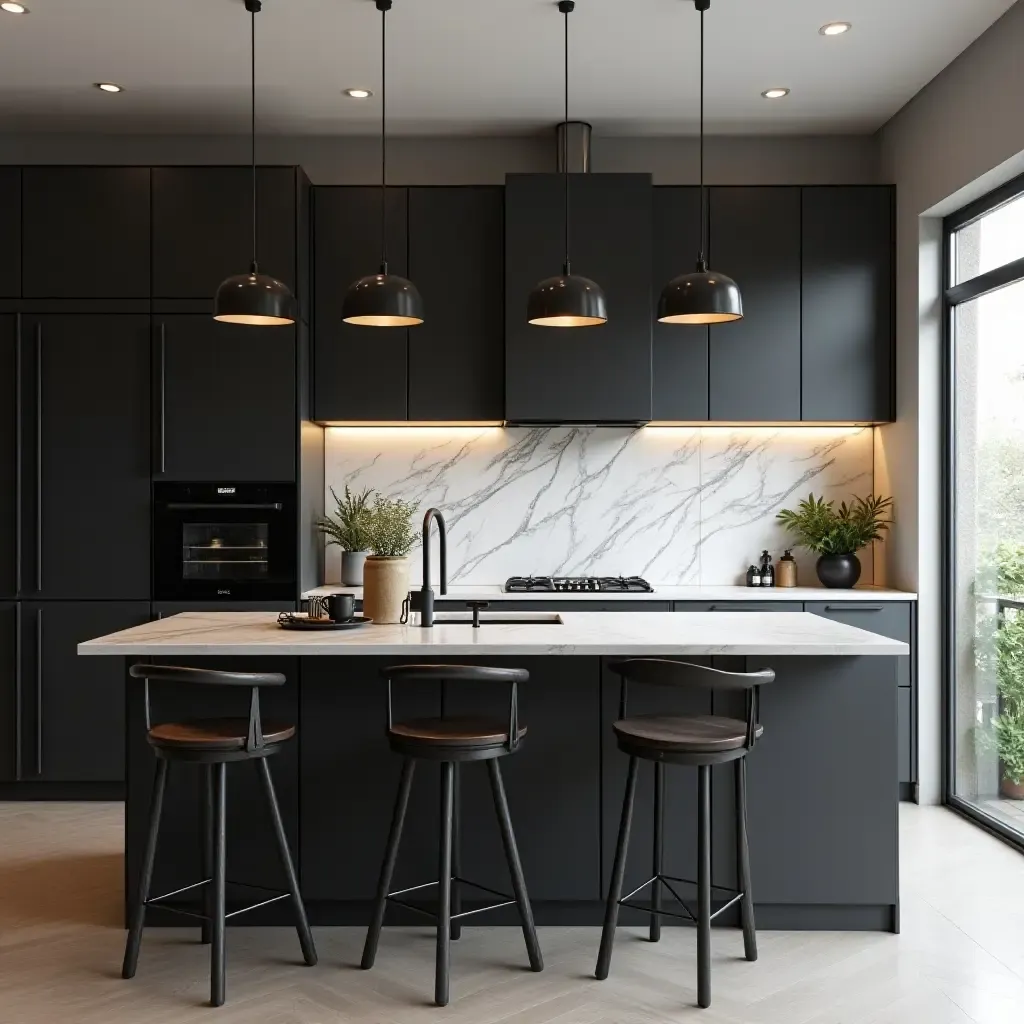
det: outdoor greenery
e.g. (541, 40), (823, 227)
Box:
(365, 494), (419, 558)
(317, 486), (374, 552)
(776, 493), (893, 555)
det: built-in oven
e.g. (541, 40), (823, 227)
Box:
(154, 482), (297, 602)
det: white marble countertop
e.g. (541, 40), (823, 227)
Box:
(302, 583), (917, 603)
(78, 611), (908, 658)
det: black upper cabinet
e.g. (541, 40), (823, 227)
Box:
(152, 166), (298, 305)
(408, 187), (504, 421)
(313, 187), (409, 422)
(156, 314), (296, 481)
(708, 187), (801, 421)
(652, 187), (708, 421)
(0, 168), (20, 298)
(0, 316), (16, 598)
(505, 174), (653, 423)
(22, 168), (150, 300)
(20, 315), (151, 600)
(802, 187), (895, 422)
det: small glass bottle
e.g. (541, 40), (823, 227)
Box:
(760, 550), (775, 588)
(746, 564), (762, 588)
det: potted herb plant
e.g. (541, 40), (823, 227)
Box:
(362, 493), (419, 624)
(317, 486), (374, 586)
(776, 492), (893, 589)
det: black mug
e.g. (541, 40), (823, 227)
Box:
(327, 593), (356, 623)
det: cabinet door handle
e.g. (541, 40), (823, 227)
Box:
(35, 322), (43, 594)
(157, 323), (166, 475)
(34, 607), (43, 778)
(14, 603), (22, 781)
(14, 313), (22, 595)
(824, 605), (884, 612)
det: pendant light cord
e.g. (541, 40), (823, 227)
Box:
(248, 0), (259, 274)
(563, 1), (570, 276)
(698, 2), (706, 270)
(379, 0), (390, 275)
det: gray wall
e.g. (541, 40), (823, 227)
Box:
(877, 0), (1024, 804)
(0, 131), (879, 185)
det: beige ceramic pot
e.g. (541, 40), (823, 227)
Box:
(1000, 774), (1024, 800)
(362, 556), (410, 625)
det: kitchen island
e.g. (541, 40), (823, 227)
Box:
(80, 611), (907, 932)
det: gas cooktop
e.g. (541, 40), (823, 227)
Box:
(503, 576), (654, 594)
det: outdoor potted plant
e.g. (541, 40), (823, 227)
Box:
(362, 493), (418, 624)
(993, 613), (1024, 798)
(777, 492), (893, 589)
(317, 485), (374, 586)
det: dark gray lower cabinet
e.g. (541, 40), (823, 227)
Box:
(21, 602), (149, 783)
(0, 315), (16, 599)
(0, 168), (19, 298)
(806, 602), (912, 687)
(300, 655), (602, 905)
(0, 602), (16, 781)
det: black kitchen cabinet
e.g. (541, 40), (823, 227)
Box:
(155, 314), (296, 481)
(652, 187), (709, 421)
(806, 602), (912, 688)
(152, 166), (299, 307)
(21, 167), (150, 300)
(505, 174), (653, 423)
(20, 314), (150, 600)
(0, 315), (16, 598)
(312, 186), (409, 422)
(408, 187), (505, 421)
(0, 602), (16, 781)
(0, 168), (20, 297)
(19, 602), (149, 782)
(708, 188), (801, 421)
(802, 187), (894, 422)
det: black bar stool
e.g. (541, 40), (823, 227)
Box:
(122, 664), (317, 1008)
(361, 663), (544, 1007)
(595, 658), (774, 1009)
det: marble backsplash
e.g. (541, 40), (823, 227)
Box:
(323, 426), (876, 587)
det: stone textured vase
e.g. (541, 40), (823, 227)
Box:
(361, 556), (410, 624)
(341, 550), (368, 587)
(816, 552), (862, 589)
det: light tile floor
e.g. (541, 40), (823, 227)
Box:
(0, 801), (1023, 1022)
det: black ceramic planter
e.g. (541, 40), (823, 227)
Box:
(816, 552), (862, 589)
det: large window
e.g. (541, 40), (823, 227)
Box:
(945, 175), (1024, 846)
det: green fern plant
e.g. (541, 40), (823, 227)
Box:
(317, 486), (374, 552)
(366, 494), (419, 558)
(776, 493), (893, 555)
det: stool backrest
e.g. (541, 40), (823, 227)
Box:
(129, 663), (286, 752)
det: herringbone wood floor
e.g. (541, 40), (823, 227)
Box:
(1, 802), (1023, 1023)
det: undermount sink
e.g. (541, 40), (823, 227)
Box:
(430, 611), (564, 626)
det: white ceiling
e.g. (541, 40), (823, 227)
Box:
(0, 0), (1017, 136)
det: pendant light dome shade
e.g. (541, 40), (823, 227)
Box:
(658, 261), (742, 325)
(214, 268), (295, 326)
(342, 270), (424, 327)
(528, 272), (607, 327)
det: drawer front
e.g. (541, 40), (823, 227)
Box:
(806, 602), (912, 687)
(703, 602), (804, 613)
(433, 600), (673, 612)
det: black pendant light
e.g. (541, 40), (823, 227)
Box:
(342, 0), (424, 327)
(657, 0), (742, 326)
(214, 0), (295, 326)
(527, 0), (607, 328)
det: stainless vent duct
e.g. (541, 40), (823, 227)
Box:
(555, 121), (592, 173)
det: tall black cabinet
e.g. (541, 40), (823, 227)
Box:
(0, 168), (20, 298)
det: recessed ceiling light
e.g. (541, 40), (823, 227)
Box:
(819, 22), (852, 36)
(95, 82), (124, 94)
(1, 2), (29, 13)
(761, 88), (790, 100)
(344, 88), (373, 99)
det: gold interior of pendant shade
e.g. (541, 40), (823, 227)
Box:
(528, 313), (608, 328)
(343, 313), (425, 327)
(214, 312), (295, 326)
(658, 311), (743, 325)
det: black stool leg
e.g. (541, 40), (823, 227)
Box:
(735, 757), (757, 962)
(122, 758), (168, 980)
(362, 757), (415, 970)
(651, 761), (664, 943)
(488, 758), (543, 973)
(436, 761), (455, 1007)
(200, 764), (213, 945)
(451, 762), (462, 941)
(596, 755), (638, 981)
(697, 763), (711, 1009)
(210, 762), (227, 1008)
(256, 756), (317, 967)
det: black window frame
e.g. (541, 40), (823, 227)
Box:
(942, 168), (1024, 851)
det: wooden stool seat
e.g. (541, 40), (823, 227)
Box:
(614, 714), (762, 754)
(148, 718), (296, 752)
(390, 716), (527, 747)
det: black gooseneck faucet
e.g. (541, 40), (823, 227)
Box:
(419, 508), (447, 628)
